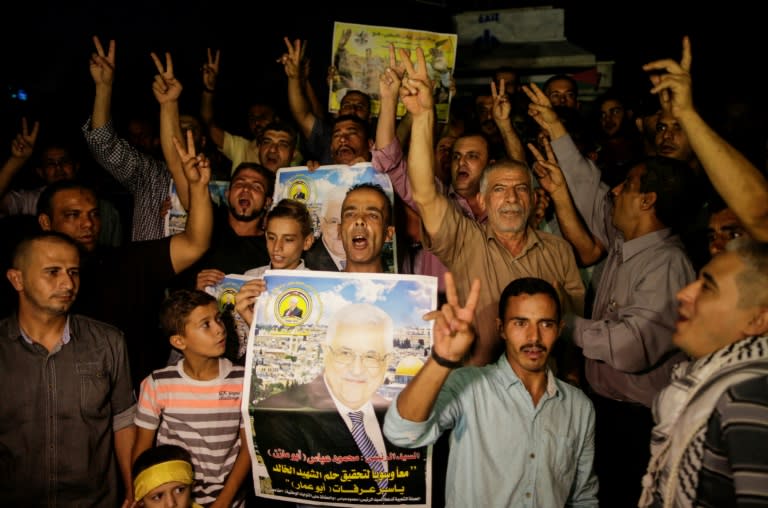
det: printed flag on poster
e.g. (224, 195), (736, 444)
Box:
(273, 162), (398, 274)
(330, 22), (457, 123)
(242, 270), (438, 506)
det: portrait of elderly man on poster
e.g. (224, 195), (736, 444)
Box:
(243, 270), (436, 506)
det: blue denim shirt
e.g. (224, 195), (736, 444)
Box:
(0, 313), (136, 507)
(384, 354), (599, 508)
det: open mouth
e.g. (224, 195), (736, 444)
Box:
(352, 233), (368, 249)
(456, 169), (470, 181)
(238, 197), (252, 210)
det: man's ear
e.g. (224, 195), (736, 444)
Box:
(6, 268), (23, 291)
(744, 307), (768, 337)
(38, 213), (52, 231)
(496, 317), (504, 338)
(641, 191), (657, 211)
(169, 334), (186, 351)
(477, 191), (487, 215)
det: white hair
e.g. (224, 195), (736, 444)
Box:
(325, 303), (394, 354)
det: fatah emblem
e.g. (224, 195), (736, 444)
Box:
(276, 289), (311, 326)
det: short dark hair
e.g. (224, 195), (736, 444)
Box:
(543, 74), (578, 96)
(345, 182), (392, 226)
(728, 238), (768, 308)
(638, 155), (702, 231)
(332, 114), (371, 141)
(340, 90), (372, 110)
(498, 277), (562, 322)
(158, 289), (217, 338)
(11, 231), (80, 270)
(34, 139), (81, 169)
(36, 179), (98, 217)
(131, 444), (193, 482)
(230, 162), (276, 197)
(257, 120), (298, 146)
(267, 198), (314, 238)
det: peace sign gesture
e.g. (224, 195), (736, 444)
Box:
(423, 272), (481, 365)
(172, 129), (210, 188)
(89, 36), (116, 87)
(150, 51), (182, 105)
(398, 47), (433, 116)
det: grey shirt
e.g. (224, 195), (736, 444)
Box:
(552, 134), (691, 407)
(0, 313), (136, 507)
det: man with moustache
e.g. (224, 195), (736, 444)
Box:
(384, 275), (598, 507)
(524, 80), (703, 507)
(636, 35), (768, 507)
(401, 47), (584, 368)
(0, 232), (137, 507)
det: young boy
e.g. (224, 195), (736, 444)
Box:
(133, 289), (251, 507)
(132, 444), (202, 508)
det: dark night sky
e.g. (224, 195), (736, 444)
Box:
(1, 1), (762, 145)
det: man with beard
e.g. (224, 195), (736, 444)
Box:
(150, 52), (275, 292)
(399, 47), (584, 368)
(186, 162), (274, 291)
(524, 80), (703, 507)
(0, 231), (137, 507)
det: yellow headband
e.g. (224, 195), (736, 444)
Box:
(134, 460), (194, 501)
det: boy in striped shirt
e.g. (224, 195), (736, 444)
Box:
(132, 289), (250, 507)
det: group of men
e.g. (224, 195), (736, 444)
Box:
(2, 32), (768, 508)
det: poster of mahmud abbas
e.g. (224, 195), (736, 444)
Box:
(330, 21), (457, 122)
(273, 163), (398, 274)
(242, 270), (438, 506)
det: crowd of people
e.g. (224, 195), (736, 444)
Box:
(1, 25), (768, 508)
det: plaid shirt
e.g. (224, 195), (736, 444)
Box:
(82, 117), (171, 241)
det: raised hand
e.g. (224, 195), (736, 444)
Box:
(521, 82), (562, 138)
(398, 47), (433, 116)
(172, 129), (210, 187)
(150, 51), (182, 104)
(202, 48), (220, 91)
(379, 44), (404, 102)
(423, 272), (480, 364)
(527, 137), (566, 196)
(10, 117), (39, 160)
(491, 79), (512, 123)
(642, 36), (694, 118)
(89, 36), (116, 87)
(278, 37), (303, 80)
